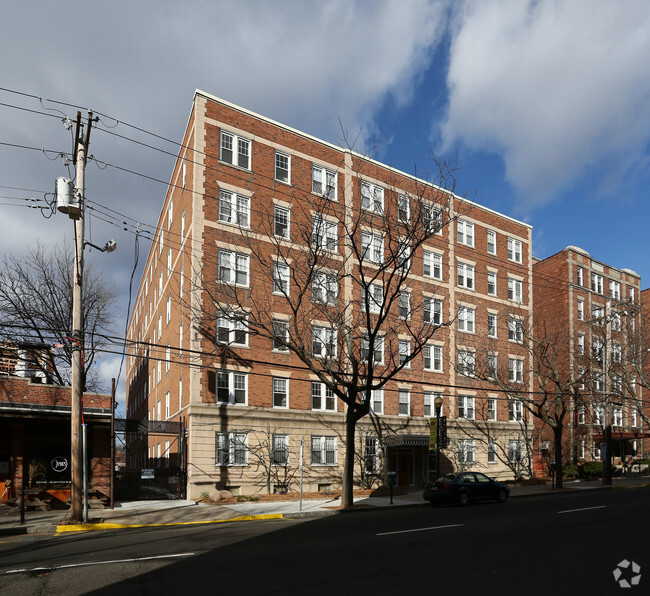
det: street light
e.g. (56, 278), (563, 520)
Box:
(435, 395), (444, 479)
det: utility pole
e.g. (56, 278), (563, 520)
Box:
(70, 111), (93, 522)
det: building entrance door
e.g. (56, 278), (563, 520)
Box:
(397, 452), (412, 487)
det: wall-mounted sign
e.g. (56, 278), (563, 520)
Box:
(51, 456), (68, 473)
(141, 468), (155, 479)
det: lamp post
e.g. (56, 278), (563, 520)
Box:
(435, 395), (443, 478)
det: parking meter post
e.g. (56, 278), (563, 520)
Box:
(387, 471), (397, 505)
(550, 462), (556, 489)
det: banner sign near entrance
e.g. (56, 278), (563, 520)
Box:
(429, 419), (437, 450)
(51, 456), (68, 473)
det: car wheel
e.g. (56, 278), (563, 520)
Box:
(458, 492), (470, 506)
(496, 489), (508, 503)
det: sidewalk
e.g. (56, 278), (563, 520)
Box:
(2, 475), (648, 537)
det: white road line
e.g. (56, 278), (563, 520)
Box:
(557, 506), (607, 514)
(4, 552), (195, 575)
(377, 524), (463, 536)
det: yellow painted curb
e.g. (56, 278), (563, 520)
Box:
(55, 513), (284, 533)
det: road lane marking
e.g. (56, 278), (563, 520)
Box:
(377, 524), (463, 536)
(3, 552), (195, 575)
(557, 506), (607, 514)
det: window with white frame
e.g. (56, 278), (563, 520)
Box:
(399, 340), (411, 367)
(398, 390), (410, 416)
(592, 337), (604, 362)
(508, 278), (523, 302)
(612, 342), (622, 363)
(312, 270), (338, 305)
(610, 312), (621, 331)
(630, 286), (636, 301)
(610, 280), (621, 300)
(274, 205), (290, 239)
(165, 345), (170, 373)
(311, 381), (337, 411)
(312, 215), (338, 252)
(312, 326), (337, 359)
(508, 439), (524, 463)
(577, 299), (584, 320)
(487, 230), (497, 255)
(311, 436), (337, 465)
(165, 391), (170, 418)
(509, 399), (523, 421)
(592, 372), (604, 392)
(488, 398), (497, 421)
(218, 190), (250, 228)
(396, 239), (411, 269)
(275, 151), (290, 184)
(167, 247), (172, 273)
(216, 371), (248, 404)
(423, 297), (443, 325)
(220, 130), (250, 169)
(631, 408), (639, 427)
(423, 251), (442, 279)
(361, 336), (384, 365)
(370, 389), (384, 414)
(487, 271), (497, 296)
(215, 432), (248, 466)
(423, 392), (442, 417)
(594, 404), (605, 426)
(364, 437), (380, 473)
(613, 407), (623, 427)
(457, 395), (475, 420)
(487, 353), (498, 378)
(576, 266), (584, 286)
(273, 377), (289, 408)
(507, 238), (522, 263)
(398, 194), (410, 222)
(361, 230), (384, 263)
(577, 333), (585, 355)
(361, 182), (384, 214)
(312, 165), (337, 199)
(508, 318), (523, 342)
(423, 344), (443, 372)
(457, 263), (475, 290)
(488, 439), (497, 463)
(218, 250), (249, 286)
(362, 283), (384, 314)
(611, 374), (622, 393)
(181, 209), (185, 238)
(458, 350), (476, 377)
(166, 294), (171, 324)
(398, 291), (411, 320)
(592, 304), (604, 325)
(591, 273), (603, 294)
(458, 306), (475, 333)
(422, 203), (442, 233)
(488, 313), (497, 338)
(457, 439), (475, 463)
(273, 262), (290, 295)
(508, 358), (523, 383)
(272, 320), (290, 352)
(457, 220), (474, 247)
(272, 434), (289, 465)
(578, 367), (586, 390)
(578, 405), (586, 424)
(217, 313), (248, 346)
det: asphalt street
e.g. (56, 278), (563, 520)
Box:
(1, 488), (648, 595)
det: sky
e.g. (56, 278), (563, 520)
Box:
(2, 0), (650, 412)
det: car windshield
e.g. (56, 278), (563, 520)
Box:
(436, 473), (457, 482)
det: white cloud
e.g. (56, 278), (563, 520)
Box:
(439, 0), (650, 208)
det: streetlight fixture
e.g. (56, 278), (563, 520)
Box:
(435, 395), (444, 479)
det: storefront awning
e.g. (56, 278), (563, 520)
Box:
(384, 434), (429, 448)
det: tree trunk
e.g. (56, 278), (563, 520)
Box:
(341, 408), (358, 507)
(553, 425), (563, 489)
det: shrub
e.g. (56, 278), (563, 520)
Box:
(563, 464), (579, 478)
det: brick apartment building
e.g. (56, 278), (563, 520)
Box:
(126, 90), (534, 499)
(533, 246), (648, 471)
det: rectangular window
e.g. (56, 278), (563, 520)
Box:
(509, 399), (523, 421)
(364, 437), (380, 474)
(423, 344), (443, 372)
(312, 215), (338, 252)
(609, 280), (621, 300)
(166, 294), (171, 324)
(508, 278), (523, 302)
(312, 165), (337, 199)
(457, 395), (475, 420)
(361, 231), (384, 263)
(216, 314), (248, 346)
(362, 283), (384, 314)
(312, 270), (338, 305)
(218, 250), (249, 286)
(220, 130), (250, 169)
(274, 205), (290, 239)
(273, 377), (288, 408)
(591, 273), (603, 294)
(594, 404), (605, 426)
(488, 313), (497, 338)
(423, 392), (442, 418)
(458, 439), (476, 464)
(613, 407), (623, 427)
(273, 262), (290, 295)
(576, 266), (584, 286)
(398, 340), (411, 367)
(508, 359), (523, 383)
(215, 432), (248, 466)
(487, 271), (497, 296)
(457, 220), (474, 247)
(361, 182), (384, 214)
(272, 434), (289, 466)
(578, 405), (586, 424)
(165, 391), (170, 418)
(398, 291), (411, 320)
(508, 318), (523, 342)
(397, 239), (411, 269)
(311, 382), (337, 411)
(312, 326), (337, 359)
(457, 351), (476, 377)
(311, 436), (337, 465)
(487, 353), (498, 378)
(457, 306), (475, 333)
(488, 398), (497, 421)
(361, 336), (384, 365)
(422, 203), (442, 233)
(275, 151), (290, 184)
(507, 238), (522, 263)
(611, 313), (621, 331)
(488, 440), (497, 463)
(272, 320), (290, 352)
(218, 190), (250, 227)
(592, 305), (604, 325)
(612, 342), (622, 363)
(508, 440), (524, 463)
(398, 194), (410, 222)
(592, 337), (604, 362)
(423, 251), (443, 280)
(370, 389), (384, 415)
(216, 371), (248, 404)
(423, 297), (443, 325)
(577, 299), (584, 321)
(457, 263), (475, 289)
(577, 333), (585, 355)
(165, 345), (170, 373)
(398, 390), (410, 416)
(487, 230), (497, 255)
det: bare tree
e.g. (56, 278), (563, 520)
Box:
(190, 157), (460, 506)
(0, 242), (117, 389)
(245, 424), (299, 494)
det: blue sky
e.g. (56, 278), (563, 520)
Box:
(1, 0), (650, 409)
